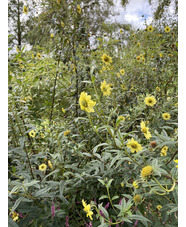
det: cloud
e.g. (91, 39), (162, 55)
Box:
(109, 0), (153, 28)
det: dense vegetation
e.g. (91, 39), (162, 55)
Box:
(8, 0), (178, 226)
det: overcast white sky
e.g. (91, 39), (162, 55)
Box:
(108, 0), (176, 29)
(108, 0), (153, 28)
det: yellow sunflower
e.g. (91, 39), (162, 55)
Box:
(147, 25), (153, 32)
(77, 5), (82, 14)
(79, 92), (96, 112)
(62, 108), (66, 113)
(127, 138), (143, 153)
(157, 205), (162, 210)
(48, 160), (53, 169)
(101, 53), (112, 65)
(50, 33), (54, 38)
(82, 199), (93, 220)
(23, 5), (28, 14)
(100, 80), (112, 96)
(29, 130), (36, 138)
(156, 87), (161, 92)
(144, 95), (157, 107)
(64, 130), (71, 136)
(61, 21), (65, 28)
(141, 165), (153, 178)
(39, 164), (47, 172)
(120, 69), (125, 75)
(133, 194), (142, 204)
(11, 211), (19, 222)
(140, 121), (152, 139)
(162, 113), (171, 120)
(133, 181), (139, 189)
(118, 116), (125, 121)
(165, 26), (171, 33)
(37, 53), (41, 59)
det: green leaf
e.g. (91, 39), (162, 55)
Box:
(112, 195), (119, 200)
(11, 197), (25, 213)
(106, 179), (113, 188)
(99, 195), (109, 200)
(59, 180), (65, 196)
(8, 217), (19, 227)
(98, 179), (105, 186)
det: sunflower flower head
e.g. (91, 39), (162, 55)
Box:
(140, 121), (152, 139)
(101, 53), (112, 65)
(79, 92), (96, 112)
(127, 138), (143, 153)
(165, 26), (171, 33)
(82, 199), (93, 220)
(39, 163), (47, 172)
(77, 5), (82, 14)
(37, 53), (41, 59)
(133, 194), (142, 204)
(162, 113), (171, 120)
(133, 181), (139, 189)
(50, 33), (54, 38)
(147, 25), (153, 32)
(120, 69), (125, 75)
(156, 87), (161, 92)
(141, 165), (153, 179)
(29, 130), (36, 138)
(61, 21), (65, 28)
(160, 146), (168, 156)
(23, 5), (28, 14)
(48, 160), (53, 169)
(157, 205), (162, 210)
(11, 211), (19, 222)
(144, 95), (156, 107)
(100, 80), (112, 96)
(118, 116), (125, 121)
(64, 130), (71, 136)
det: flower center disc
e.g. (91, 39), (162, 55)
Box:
(82, 100), (88, 107)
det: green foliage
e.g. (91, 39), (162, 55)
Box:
(8, 0), (178, 226)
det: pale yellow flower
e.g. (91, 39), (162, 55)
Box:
(120, 69), (125, 75)
(23, 5), (28, 14)
(127, 138), (143, 153)
(77, 5), (82, 14)
(133, 194), (142, 203)
(162, 113), (171, 120)
(100, 80), (112, 96)
(101, 53), (112, 65)
(64, 130), (71, 136)
(165, 26), (171, 33)
(39, 164), (47, 172)
(140, 121), (151, 139)
(141, 166), (153, 178)
(147, 25), (153, 32)
(144, 95), (156, 107)
(82, 199), (93, 220)
(157, 205), (162, 210)
(133, 181), (139, 189)
(79, 92), (96, 112)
